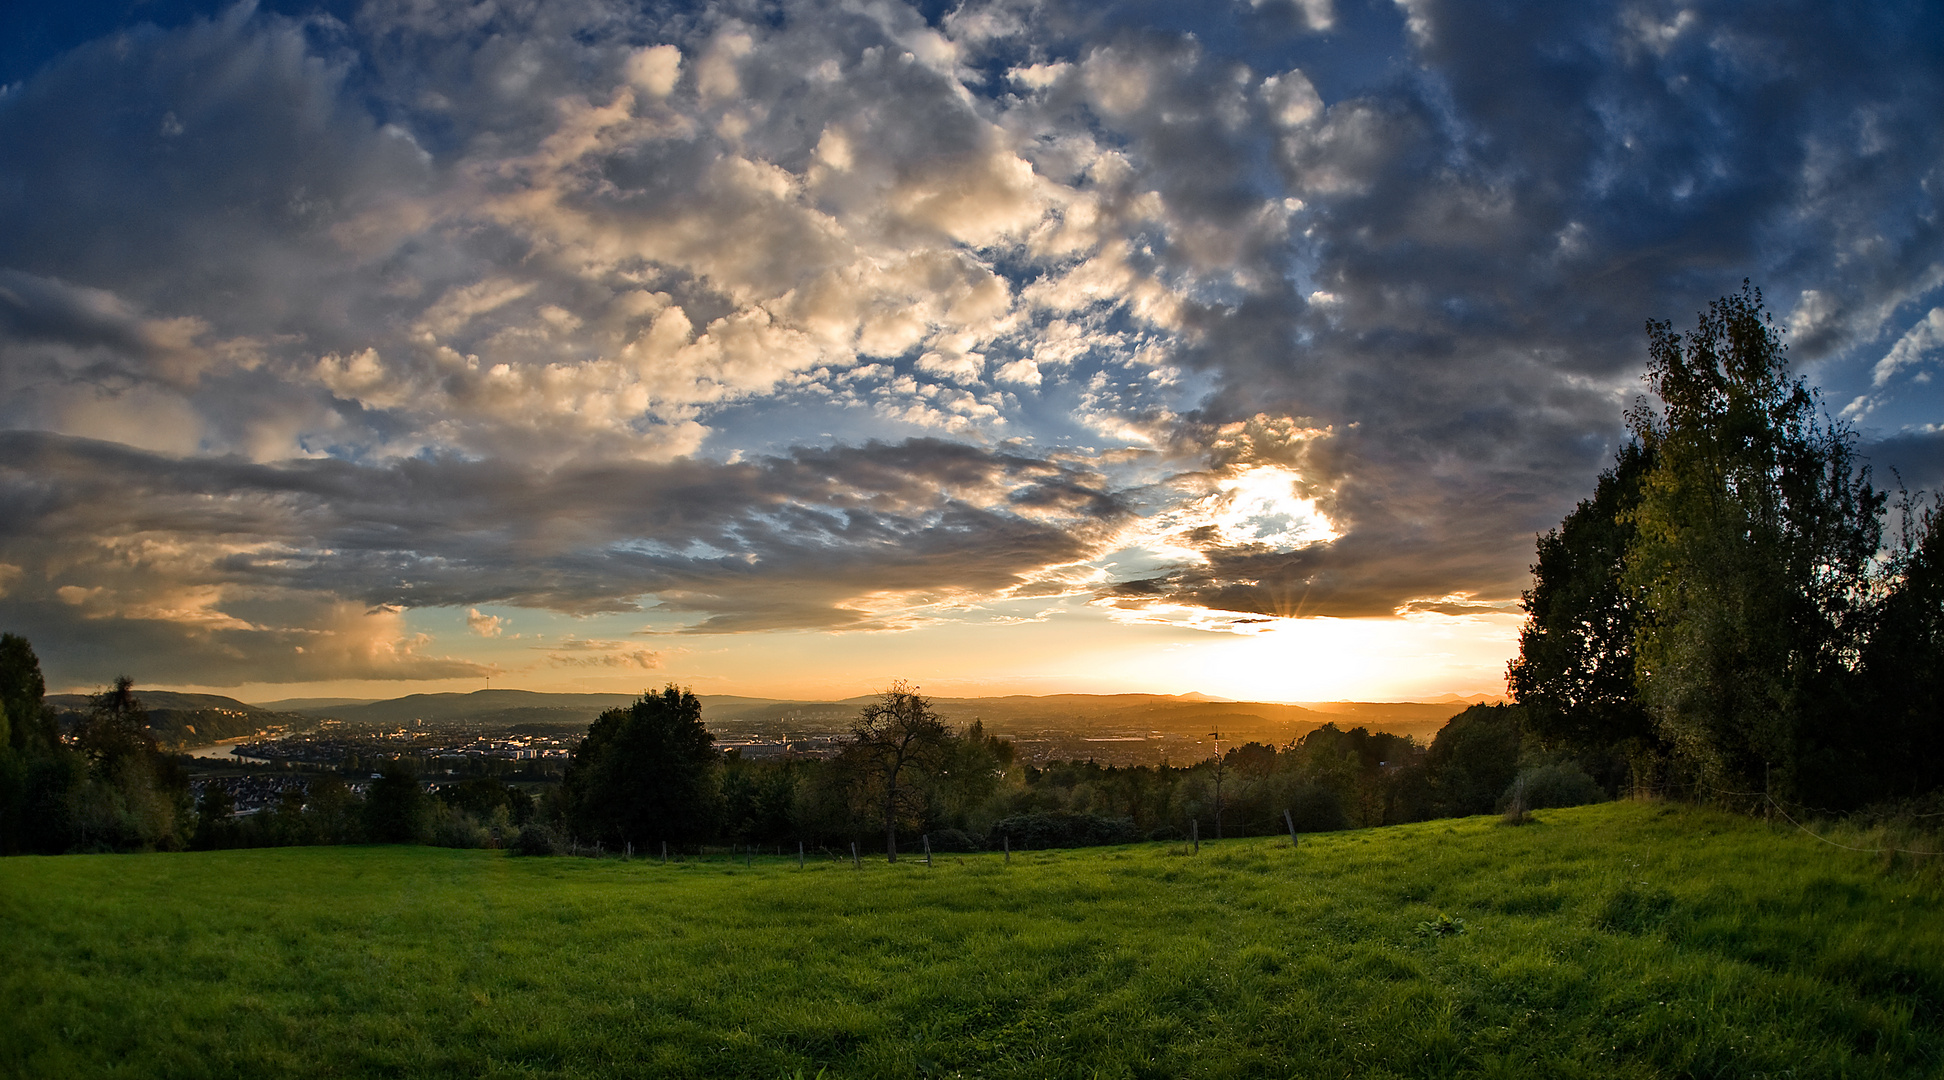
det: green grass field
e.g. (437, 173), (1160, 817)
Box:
(4, 801), (1940, 1079)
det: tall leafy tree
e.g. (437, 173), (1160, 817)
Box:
(1623, 284), (1883, 801)
(560, 686), (718, 849)
(0, 633), (64, 853)
(58, 676), (191, 851)
(1423, 704), (1526, 817)
(1508, 442), (1661, 779)
(0, 633), (56, 754)
(925, 719), (1014, 833)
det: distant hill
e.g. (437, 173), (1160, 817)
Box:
(191, 687), (1475, 741)
(702, 692), (1462, 742)
(1423, 693), (1506, 706)
(288, 689), (642, 728)
(927, 694), (1323, 730)
(701, 699), (860, 727)
(50, 690), (269, 714)
(1294, 701), (1481, 739)
(46, 690), (304, 748)
(253, 697), (381, 712)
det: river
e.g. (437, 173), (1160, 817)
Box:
(184, 741), (274, 761)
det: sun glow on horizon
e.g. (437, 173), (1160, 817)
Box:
(1023, 611), (1522, 704)
(140, 605), (1521, 707)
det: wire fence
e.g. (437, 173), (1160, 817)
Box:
(1623, 778), (1944, 858)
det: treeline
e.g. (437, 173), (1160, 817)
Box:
(447, 685), (1597, 858)
(1507, 285), (1944, 812)
(1, 641), (1599, 855)
(189, 771), (538, 851)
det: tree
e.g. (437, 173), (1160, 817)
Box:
(364, 764), (429, 843)
(0, 634), (56, 754)
(58, 676), (191, 851)
(1853, 497), (1944, 798)
(192, 783), (236, 849)
(0, 634), (67, 854)
(1423, 705), (1524, 817)
(841, 682), (952, 862)
(437, 777), (534, 828)
(718, 755), (800, 844)
(559, 686), (718, 849)
(75, 677), (157, 772)
(304, 774), (367, 844)
(1623, 284), (1883, 801)
(1508, 441), (1662, 783)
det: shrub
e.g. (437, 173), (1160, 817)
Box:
(508, 823), (564, 856)
(427, 804), (491, 849)
(1503, 761), (1606, 812)
(1286, 783), (1349, 832)
(927, 827), (982, 852)
(990, 811), (1139, 850)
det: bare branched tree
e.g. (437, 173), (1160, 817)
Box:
(843, 682), (951, 862)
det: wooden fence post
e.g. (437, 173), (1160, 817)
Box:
(851, 841), (860, 869)
(1284, 808), (1298, 850)
(923, 833), (932, 868)
(1003, 834), (1010, 865)
(661, 840), (667, 864)
(1192, 818), (1199, 855)
(798, 840), (805, 869)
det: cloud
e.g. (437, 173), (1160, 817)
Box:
(541, 638), (661, 669)
(1, 0), (1941, 683)
(0, 430), (1128, 683)
(466, 608), (506, 637)
(0, 269), (215, 387)
(624, 44), (683, 98)
(1874, 308), (1944, 389)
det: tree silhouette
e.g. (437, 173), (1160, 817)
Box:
(560, 686), (718, 849)
(1509, 441), (1662, 782)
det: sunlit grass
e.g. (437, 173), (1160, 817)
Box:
(3, 801), (1939, 1078)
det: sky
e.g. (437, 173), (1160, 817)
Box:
(1, 0), (1941, 704)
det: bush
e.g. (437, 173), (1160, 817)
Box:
(508, 822), (564, 856)
(1502, 761), (1606, 812)
(427, 804), (491, 849)
(1286, 783), (1349, 832)
(927, 827), (982, 852)
(990, 811), (1139, 850)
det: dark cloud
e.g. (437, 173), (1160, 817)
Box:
(1866, 430), (1944, 498)
(1, 0), (1940, 684)
(0, 430), (1126, 684)
(1029, 0), (1944, 619)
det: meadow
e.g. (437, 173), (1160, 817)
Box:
(3, 800), (1940, 1079)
